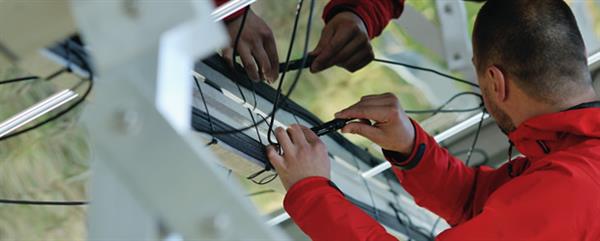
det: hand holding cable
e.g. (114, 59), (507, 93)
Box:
(310, 11), (374, 73)
(334, 92), (415, 155)
(267, 124), (331, 190)
(223, 8), (279, 82)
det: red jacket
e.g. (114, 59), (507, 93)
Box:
(214, 0), (404, 38)
(284, 103), (600, 240)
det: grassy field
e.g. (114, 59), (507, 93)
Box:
(0, 66), (89, 240)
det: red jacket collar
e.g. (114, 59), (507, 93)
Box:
(507, 102), (600, 160)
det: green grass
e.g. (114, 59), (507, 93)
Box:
(0, 66), (89, 241)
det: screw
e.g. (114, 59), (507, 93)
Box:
(444, 4), (453, 14)
(200, 213), (231, 238)
(113, 109), (141, 134)
(123, 0), (139, 19)
(453, 53), (462, 61)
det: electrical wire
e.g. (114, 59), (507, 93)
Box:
(266, 0), (315, 145)
(231, 7), (251, 104)
(0, 40), (93, 206)
(246, 189), (276, 197)
(373, 58), (479, 88)
(194, 0), (306, 136)
(227, 8), (264, 146)
(194, 76), (218, 146)
(0, 47), (93, 141)
(239, 0), (315, 184)
(405, 91), (483, 115)
(0, 76), (39, 85)
(348, 148), (379, 221)
(465, 110), (486, 166)
(246, 113), (278, 185)
(430, 217), (441, 238)
(388, 201), (415, 241)
(453, 148), (490, 166)
(0, 199), (87, 206)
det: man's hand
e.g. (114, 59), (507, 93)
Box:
(223, 9), (279, 82)
(310, 11), (374, 73)
(335, 93), (415, 154)
(266, 124), (330, 190)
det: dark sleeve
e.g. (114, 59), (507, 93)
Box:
(322, 0), (405, 38)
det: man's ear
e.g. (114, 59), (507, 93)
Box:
(487, 65), (508, 102)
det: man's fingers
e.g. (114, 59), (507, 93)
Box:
(263, 34), (279, 83)
(266, 145), (286, 170)
(310, 27), (334, 71)
(335, 105), (394, 122)
(335, 94), (398, 119)
(339, 49), (371, 72)
(222, 48), (234, 67)
(300, 125), (319, 143)
(312, 28), (353, 72)
(341, 122), (384, 143)
(238, 45), (260, 81)
(275, 127), (294, 153)
(287, 124), (308, 146)
(329, 36), (368, 70)
(251, 41), (272, 83)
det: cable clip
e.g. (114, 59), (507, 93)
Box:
(311, 118), (371, 136)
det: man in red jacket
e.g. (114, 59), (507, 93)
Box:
(267, 0), (600, 240)
(214, 0), (404, 82)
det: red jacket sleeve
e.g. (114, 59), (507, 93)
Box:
(322, 0), (405, 38)
(384, 119), (484, 226)
(213, 0), (245, 22)
(284, 176), (397, 241)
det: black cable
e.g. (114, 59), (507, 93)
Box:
(246, 113), (278, 184)
(382, 166), (424, 240)
(0, 76), (39, 85)
(430, 217), (441, 238)
(0, 48), (93, 141)
(389, 201), (415, 241)
(0, 199), (87, 206)
(231, 7), (251, 104)
(194, 76), (218, 146)
(240, 0), (315, 184)
(266, 0), (315, 146)
(246, 189), (276, 197)
(194, 0), (306, 136)
(465, 111), (486, 166)
(247, 168), (278, 185)
(0, 41), (93, 206)
(227, 7), (266, 151)
(0, 63), (70, 86)
(373, 58), (479, 88)
(453, 148), (489, 166)
(405, 92), (483, 115)
(348, 148), (379, 221)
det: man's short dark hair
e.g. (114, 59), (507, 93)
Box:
(473, 0), (591, 103)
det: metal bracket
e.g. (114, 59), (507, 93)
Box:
(69, 0), (286, 239)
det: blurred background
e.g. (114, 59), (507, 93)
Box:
(1, 0), (599, 240)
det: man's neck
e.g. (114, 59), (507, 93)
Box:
(513, 88), (599, 127)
